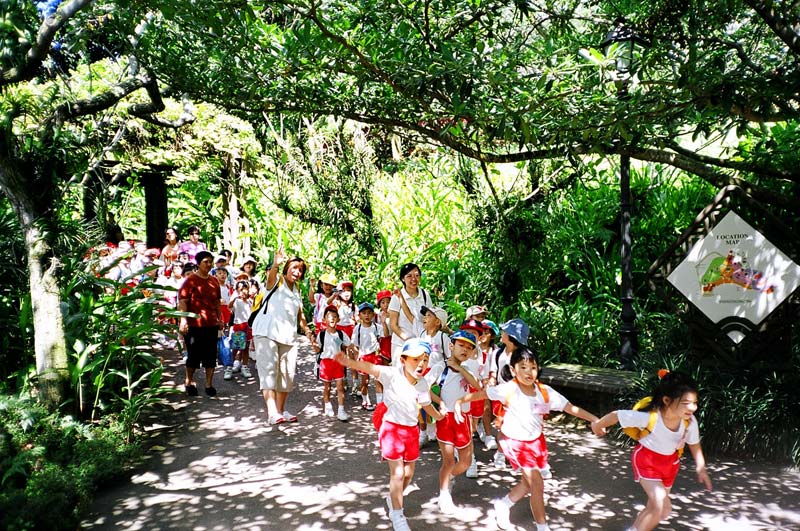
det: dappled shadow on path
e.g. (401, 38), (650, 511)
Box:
(83, 340), (799, 530)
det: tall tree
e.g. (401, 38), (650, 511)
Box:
(0, 0), (190, 407)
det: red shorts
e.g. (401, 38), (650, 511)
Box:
(336, 324), (355, 338)
(499, 433), (549, 471)
(318, 358), (345, 382)
(436, 411), (473, 449)
(379, 421), (420, 462)
(469, 387), (485, 416)
(379, 336), (392, 360)
(632, 444), (680, 488)
(359, 353), (383, 375)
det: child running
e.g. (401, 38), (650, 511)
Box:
(350, 301), (385, 410)
(334, 338), (444, 531)
(313, 305), (352, 421)
(430, 330), (480, 514)
(455, 347), (600, 531)
(592, 370), (712, 531)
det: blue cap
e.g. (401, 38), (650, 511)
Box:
(500, 318), (529, 346)
(401, 338), (432, 358)
(358, 302), (375, 312)
(450, 330), (477, 347)
(483, 319), (500, 337)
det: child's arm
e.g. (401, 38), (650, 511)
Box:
(591, 410), (619, 437)
(334, 351), (380, 378)
(447, 358), (479, 389)
(453, 389), (489, 423)
(564, 402), (600, 425)
(688, 442), (713, 490)
(422, 403), (444, 422)
(307, 282), (317, 305)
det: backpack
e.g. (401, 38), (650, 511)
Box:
(493, 379), (549, 430)
(247, 279), (281, 328)
(622, 396), (691, 457)
(315, 329), (345, 378)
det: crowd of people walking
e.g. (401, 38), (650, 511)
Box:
(93, 227), (712, 531)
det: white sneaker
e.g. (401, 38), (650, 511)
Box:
(232, 360), (242, 373)
(419, 431), (429, 446)
(484, 434), (498, 450)
(390, 513), (411, 531)
(324, 405), (334, 417)
(493, 451), (506, 468)
(438, 490), (457, 514)
(337, 409), (350, 422)
(465, 456), (478, 478)
(540, 464), (552, 479)
(223, 367), (233, 380)
(493, 498), (512, 530)
(241, 366), (252, 378)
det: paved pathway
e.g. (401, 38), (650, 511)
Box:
(83, 340), (800, 530)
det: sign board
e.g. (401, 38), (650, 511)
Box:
(667, 211), (800, 343)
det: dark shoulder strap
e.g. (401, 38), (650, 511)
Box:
(260, 278), (281, 316)
(320, 330), (326, 350)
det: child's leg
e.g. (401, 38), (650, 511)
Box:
(336, 378), (346, 407)
(451, 444), (474, 477)
(402, 460), (416, 491)
(632, 479), (671, 531)
(387, 459), (406, 511)
(322, 381), (331, 404)
(242, 341), (251, 365)
(520, 468), (547, 524)
(438, 442), (456, 490)
(360, 373), (369, 398)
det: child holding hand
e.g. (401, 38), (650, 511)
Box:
(335, 338), (444, 531)
(430, 330), (480, 514)
(592, 370), (712, 531)
(455, 347), (599, 531)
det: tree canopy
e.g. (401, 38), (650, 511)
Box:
(137, 0), (799, 211)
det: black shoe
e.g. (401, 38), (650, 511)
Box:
(186, 384), (198, 396)
(205, 386), (217, 397)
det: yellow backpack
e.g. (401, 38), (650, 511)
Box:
(622, 396), (690, 457)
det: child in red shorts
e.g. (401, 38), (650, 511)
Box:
(592, 371), (712, 531)
(335, 338), (444, 531)
(430, 330), (480, 514)
(351, 302), (386, 410)
(313, 305), (351, 422)
(456, 347), (600, 531)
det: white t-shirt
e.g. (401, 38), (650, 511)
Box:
(486, 381), (569, 441)
(312, 292), (330, 324)
(250, 280), (302, 345)
(618, 410), (700, 456)
(337, 301), (356, 326)
(388, 288), (432, 347)
(420, 330), (450, 368)
(439, 359), (479, 412)
(378, 365), (432, 427)
(352, 322), (383, 356)
(231, 297), (251, 325)
(316, 329), (351, 360)
(490, 346), (513, 383)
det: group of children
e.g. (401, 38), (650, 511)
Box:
(312, 282), (712, 531)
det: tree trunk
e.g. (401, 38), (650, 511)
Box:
(0, 161), (69, 409)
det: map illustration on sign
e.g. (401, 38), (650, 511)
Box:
(699, 250), (776, 295)
(668, 211), (800, 343)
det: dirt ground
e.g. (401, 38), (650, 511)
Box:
(82, 340), (800, 530)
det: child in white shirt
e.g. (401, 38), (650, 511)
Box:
(313, 305), (352, 422)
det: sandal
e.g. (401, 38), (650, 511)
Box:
(282, 411), (298, 422)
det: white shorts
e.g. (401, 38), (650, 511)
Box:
(253, 336), (298, 392)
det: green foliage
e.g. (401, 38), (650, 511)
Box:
(0, 395), (140, 531)
(0, 198), (30, 384)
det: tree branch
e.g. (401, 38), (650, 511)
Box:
(667, 141), (799, 183)
(0, 0), (93, 86)
(745, 0), (800, 56)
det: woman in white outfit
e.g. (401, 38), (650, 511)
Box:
(388, 262), (433, 365)
(251, 245), (314, 425)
